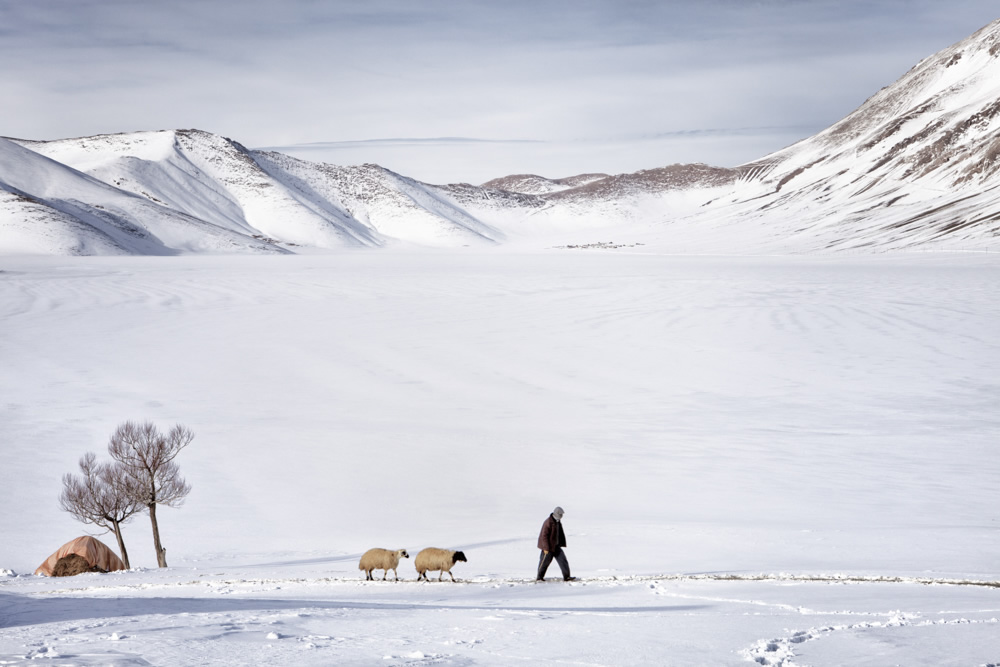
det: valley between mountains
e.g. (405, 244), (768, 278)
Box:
(4, 19), (1000, 256)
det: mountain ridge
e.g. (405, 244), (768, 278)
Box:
(3, 18), (1000, 255)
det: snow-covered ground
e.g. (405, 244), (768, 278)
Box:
(1, 250), (998, 665)
(3, 565), (999, 666)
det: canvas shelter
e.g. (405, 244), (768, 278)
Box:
(34, 536), (126, 576)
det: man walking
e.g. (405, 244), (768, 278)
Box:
(537, 506), (576, 581)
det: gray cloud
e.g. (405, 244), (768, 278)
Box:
(1, 0), (997, 181)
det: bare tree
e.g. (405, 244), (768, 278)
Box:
(60, 452), (144, 568)
(108, 420), (193, 568)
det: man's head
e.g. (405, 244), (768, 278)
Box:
(553, 506), (565, 520)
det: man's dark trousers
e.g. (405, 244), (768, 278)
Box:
(537, 547), (570, 580)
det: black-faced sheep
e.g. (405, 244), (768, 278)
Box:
(359, 548), (409, 581)
(414, 547), (467, 582)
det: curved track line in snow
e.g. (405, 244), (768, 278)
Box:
(743, 613), (1000, 666)
(21, 572), (1000, 598)
(664, 572), (1000, 589)
(6, 572), (1000, 665)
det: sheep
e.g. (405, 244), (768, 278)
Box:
(414, 547), (467, 582)
(358, 548), (409, 581)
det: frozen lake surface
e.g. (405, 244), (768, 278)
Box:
(1, 251), (998, 665)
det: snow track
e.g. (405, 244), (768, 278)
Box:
(16, 573), (1000, 600)
(3, 569), (1000, 666)
(745, 614), (1000, 667)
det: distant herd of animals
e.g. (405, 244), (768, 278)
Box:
(359, 547), (466, 581)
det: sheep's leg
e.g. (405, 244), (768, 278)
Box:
(448, 570), (456, 582)
(392, 568), (398, 581)
(382, 570), (387, 581)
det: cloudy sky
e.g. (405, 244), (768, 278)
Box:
(3, 1), (998, 183)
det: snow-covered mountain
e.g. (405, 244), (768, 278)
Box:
(675, 18), (1000, 253)
(3, 130), (504, 255)
(3, 19), (1000, 255)
(480, 173), (609, 195)
(0, 136), (285, 256)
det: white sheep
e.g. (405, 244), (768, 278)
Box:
(358, 548), (409, 581)
(414, 547), (467, 582)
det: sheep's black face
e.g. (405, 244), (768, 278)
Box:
(400, 550), (410, 558)
(453, 551), (467, 563)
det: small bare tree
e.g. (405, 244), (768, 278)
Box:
(108, 420), (193, 568)
(60, 452), (143, 568)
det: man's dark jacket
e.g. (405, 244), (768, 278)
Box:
(537, 514), (567, 552)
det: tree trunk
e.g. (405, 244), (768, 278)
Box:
(111, 519), (131, 569)
(148, 503), (168, 567)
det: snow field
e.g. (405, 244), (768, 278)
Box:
(1, 250), (999, 664)
(2, 567), (1000, 665)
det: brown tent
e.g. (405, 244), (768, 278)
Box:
(35, 536), (127, 577)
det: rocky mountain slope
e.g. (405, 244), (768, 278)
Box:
(681, 18), (1000, 252)
(480, 173), (609, 195)
(3, 18), (1000, 255)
